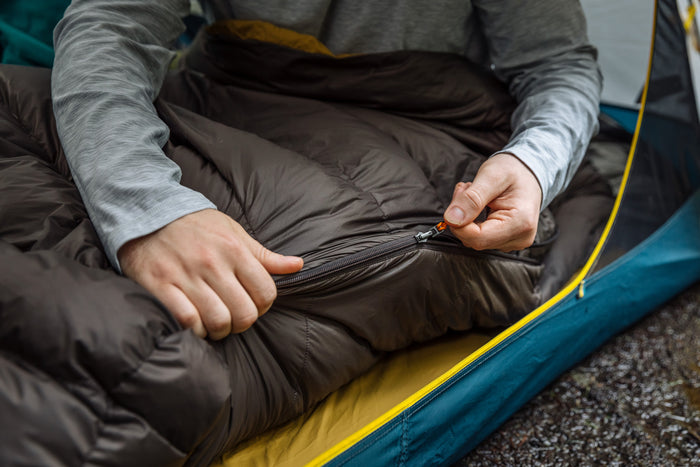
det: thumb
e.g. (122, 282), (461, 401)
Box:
(444, 168), (508, 227)
(250, 241), (304, 275)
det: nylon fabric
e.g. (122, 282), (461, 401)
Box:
(324, 191), (700, 466)
(218, 331), (495, 466)
(0, 27), (612, 464)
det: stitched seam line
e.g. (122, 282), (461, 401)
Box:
(292, 313), (311, 410)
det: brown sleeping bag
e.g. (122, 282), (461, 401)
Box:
(0, 23), (613, 465)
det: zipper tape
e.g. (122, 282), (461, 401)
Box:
(274, 221), (538, 290)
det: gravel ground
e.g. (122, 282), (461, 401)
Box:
(458, 283), (700, 466)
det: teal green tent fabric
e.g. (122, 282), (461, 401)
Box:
(2, 0), (698, 464)
(316, 0), (700, 463)
(327, 192), (700, 465)
(0, 0), (70, 67)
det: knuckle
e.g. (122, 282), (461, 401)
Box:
(195, 248), (218, 270)
(460, 189), (483, 211)
(206, 314), (231, 336)
(245, 275), (277, 313)
(523, 216), (538, 235)
(518, 219), (538, 246)
(147, 261), (169, 282)
(221, 234), (244, 253)
(176, 309), (200, 330)
(258, 282), (277, 309)
(231, 309), (258, 333)
(255, 243), (274, 264)
(470, 237), (488, 251)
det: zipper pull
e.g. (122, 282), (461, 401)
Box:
(414, 221), (447, 243)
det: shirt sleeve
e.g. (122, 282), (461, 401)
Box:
(472, 0), (603, 209)
(52, 0), (217, 272)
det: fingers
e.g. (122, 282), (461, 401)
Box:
(195, 236), (294, 338)
(230, 230), (302, 312)
(151, 256), (269, 339)
(444, 168), (508, 227)
(156, 284), (207, 338)
(230, 250), (279, 315)
(199, 276), (258, 336)
(210, 243), (277, 327)
(260, 250), (304, 275)
(118, 209), (304, 341)
(179, 275), (234, 340)
(156, 263), (263, 340)
(443, 154), (542, 252)
(452, 211), (537, 251)
(190, 234), (301, 338)
(241, 233), (304, 275)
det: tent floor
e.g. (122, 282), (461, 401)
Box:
(459, 282), (700, 465)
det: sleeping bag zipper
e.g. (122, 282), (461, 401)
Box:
(274, 221), (542, 289)
(275, 222), (448, 289)
(414, 221), (447, 243)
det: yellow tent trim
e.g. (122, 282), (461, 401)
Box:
(685, 2), (697, 32)
(308, 2), (658, 464)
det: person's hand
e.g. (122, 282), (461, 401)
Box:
(443, 153), (542, 252)
(118, 209), (303, 340)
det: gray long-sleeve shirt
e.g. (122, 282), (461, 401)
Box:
(52, 0), (602, 270)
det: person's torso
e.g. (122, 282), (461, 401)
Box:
(200, 0), (488, 64)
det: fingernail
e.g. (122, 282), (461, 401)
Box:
(445, 206), (465, 225)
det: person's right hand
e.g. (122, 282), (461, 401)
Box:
(117, 209), (304, 340)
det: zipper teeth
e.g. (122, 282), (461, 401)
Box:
(275, 224), (543, 289)
(274, 235), (417, 288)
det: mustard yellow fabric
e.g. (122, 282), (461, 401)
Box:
(216, 330), (496, 466)
(207, 20), (340, 57)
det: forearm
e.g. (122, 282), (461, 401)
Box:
(52, 0), (215, 270)
(474, 0), (603, 209)
(501, 45), (602, 208)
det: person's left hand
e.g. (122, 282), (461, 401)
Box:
(443, 152), (542, 252)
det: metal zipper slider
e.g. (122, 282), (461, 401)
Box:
(414, 221), (448, 243)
